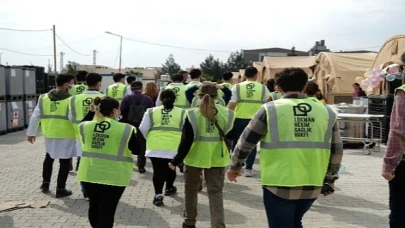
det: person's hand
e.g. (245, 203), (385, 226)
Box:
(382, 172), (395, 181)
(214, 83), (224, 89)
(227, 170), (241, 182)
(322, 183), (335, 196)
(168, 163), (176, 171)
(27, 136), (36, 144)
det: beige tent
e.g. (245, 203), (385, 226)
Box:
(371, 34), (405, 95)
(232, 72), (241, 84)
(313, 52), (376, 94)
(262, 56), (316, 81)
(253, 62), (266, 83)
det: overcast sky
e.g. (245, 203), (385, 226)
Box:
(0, 0), (403, 71)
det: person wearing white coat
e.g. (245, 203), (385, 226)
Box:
(26, 74), (77, 198)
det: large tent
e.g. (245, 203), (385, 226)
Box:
(253, 62), (266, 82)
(371, 34), (405, 95)
(262, 56), (316, 81)
(313, 52), (377, 95)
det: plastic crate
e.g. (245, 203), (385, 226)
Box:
(368, 95), (394, 116)
(5, 66), (24, 97)
(47, 75), (56, 91)
(23, 68), (37, 96)
(24, 98), (37, 127)
(0, 66), (6, 97)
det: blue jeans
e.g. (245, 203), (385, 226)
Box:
(231, 118), (257, 170)
(263, 188), (316, 228)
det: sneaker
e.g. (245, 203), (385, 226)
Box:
(55, 189), (73, 198)
(153, 195), (164, 206)
(165, 186), (177, 196)
(244, 169), (255, 177)
(179, 164), (184, 173)
(83, 192), (88, 200)
(138, 167), (146, 174)
(40, 183), (50, 193)
(182, 222), (196, 228)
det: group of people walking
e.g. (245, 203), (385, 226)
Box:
(27, 66), (343, 228)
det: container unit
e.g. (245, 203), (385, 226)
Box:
(5, 66), (24, 99)
(22, 68), (37, 97)
(47, 74), (56, 91)
(24, 98), (37, 128)
(6, 100), (25, 132)
(368, 95), (394, 115)
(0, 65), (6, 99)
(0, 101), (7, 135)
(33, 67), (46, 94)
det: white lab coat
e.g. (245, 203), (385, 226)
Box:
(26, 102), (77, 159)
(68, 90), (103, 157)
(139, 107), (186, 159)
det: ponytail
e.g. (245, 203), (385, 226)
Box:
(199, 94), (216, 121)
(160, 89), (176, 111)
(92, 96), (119, 119)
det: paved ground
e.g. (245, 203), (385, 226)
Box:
(0, 131), (391, 228)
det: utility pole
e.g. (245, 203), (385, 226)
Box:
(52, 25), (57, 75)
(93, 50), (98, 65)
(60, 52), (65, 72)
(119, 36), (122, 73)
(0, 53), (2, 65)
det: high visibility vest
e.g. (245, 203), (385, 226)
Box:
(259, 98), (337, 187)
(217, 82), (233, 98)
(69, 84), (88, 96)
(77, 118), (135, 187)
(191, 97), (225, 108)
(146, 106), (185, 152)
(184, 105), (235, 168)
(395, 84), (405, 95)
(165, 84), (189, 108)
(270, 91), (282, 101)
(234, 81), (267, 119)
(69, 92), (104, 139)
(186, 81), (202, 97)
(38, 94), (75, 139)
(106, 83), (127, 101)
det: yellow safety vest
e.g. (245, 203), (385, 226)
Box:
(77, 118), (135, 187)
(38, 94), (75, 139)
(191, 97), (225, 108)
(395, 84), (405, 95)
(69, 92), (104, 139)
(69, 84), (88, 96)
(270, 91), (282, 101)
(165, 84), (189, 108)
(106, 83), (127, 101)
(235, 81), (267, 119)
(146, 106), (185, 152)
(218, 82), (233, 98)
(184, 105), (235, 168)
(260, 98), (337, 187)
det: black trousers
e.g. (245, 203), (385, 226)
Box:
(150, 157), (176, 195)
(389, 161), (405, 228)
(136, 130), (146, 169)
(42, 153), (70, 189)
(82, 182), (125, 228)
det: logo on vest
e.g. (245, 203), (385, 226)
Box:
(50, 101), (60, 112)
(293, 103), (314, 138)
(171, 87), (180, 101)
(76, 86), (85, 93)
(91, 121), (111, 149)
(161, 109), (173, 125)
(111, 85), (119, 97)
(82, 98), (93, 115)
(245, 83), (256, 98)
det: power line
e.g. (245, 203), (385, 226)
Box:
(25, 36), (103, 51)
(55, 33), (92, 56)
(123, 37), (233, 53)
(0, 27), (51, 32)
(0, 46), (53, 56)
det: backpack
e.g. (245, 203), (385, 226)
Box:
(127, 96), (148, 127)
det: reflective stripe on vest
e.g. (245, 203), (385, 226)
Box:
(79, 123), (133, 163)
(235, 83), (266, 104)
(260, 102), (336, 150)
(38, 95), (69, 120)
(149, 108), (185, 132)
(271, 92), (282, 101)
(187, 108), (234, 142)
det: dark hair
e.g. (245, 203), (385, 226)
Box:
(56, 74), (75, 86)
(160, 89), (176, 111)
(86, 73), (102, 86)
(76, 71), (88, 82)
(275, 68), (308, 92)
(131, 81), (143, 91)
(179, 70), (188, 75)
(126, 76), (136, 84)
(266, 79), (276, 92)
(198, 82), (218, 121)
(190, 69), (202, 79)
(244, 66), (258, 78)
(222, 72), (233, 81)
(353, 83), (363, 90)
(171, 73), (183, 82)
(93, 96), (119, 117)
(306, 81), (320, 96)
(113, 73), (125, 82)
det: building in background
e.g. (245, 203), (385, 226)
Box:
(308, 40), (330, 56)
(242, 47), (309, 64)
